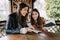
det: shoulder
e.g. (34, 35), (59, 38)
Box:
(9, 12), (17, 17)
(40, 17), (45, 24)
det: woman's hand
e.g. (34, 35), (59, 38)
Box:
(30, 26), (35, 30)
(42, 27), (47, 31)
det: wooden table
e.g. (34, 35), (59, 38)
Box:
(0, 32), (60, 40)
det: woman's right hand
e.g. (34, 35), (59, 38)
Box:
(30, 26), (35, 30)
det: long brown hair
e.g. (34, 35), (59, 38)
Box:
(31, 9), (42, 25)
(17, 2), (29, 27)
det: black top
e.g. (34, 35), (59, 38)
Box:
(6, 12), (28, 34)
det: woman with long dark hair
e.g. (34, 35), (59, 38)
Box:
(6, 2), (31, 34)
(31, 9), (46, 32)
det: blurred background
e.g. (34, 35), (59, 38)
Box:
(0, 0), (60, 38)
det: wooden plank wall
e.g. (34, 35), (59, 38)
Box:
(11, 0), (33, 13)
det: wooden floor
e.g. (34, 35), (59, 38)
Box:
(0, 32), (60, 40)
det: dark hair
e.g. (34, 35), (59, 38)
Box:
(32, 0), (36, 3)
(17, 2), (29, 27)
(19, 2), (29, 12)
(31, 9), (42, 25)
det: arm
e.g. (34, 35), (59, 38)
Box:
(6, 16), (13, 29)
(39, 24), (47, 32)
(6, 16), (20, 34)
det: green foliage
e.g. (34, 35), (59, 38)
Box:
(45, 0), (60, 20)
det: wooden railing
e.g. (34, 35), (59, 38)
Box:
(55, 20), (60, 25)
(0, 20), (6, 27)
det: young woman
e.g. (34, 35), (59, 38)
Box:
(31, 9), (46, 32)
(6, 2), (31, 34)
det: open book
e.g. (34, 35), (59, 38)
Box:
(28, 28), (42, 33)
(31, 30), (42, 33)
(44, 19), (56, 27)
(27, 23), (42, 33)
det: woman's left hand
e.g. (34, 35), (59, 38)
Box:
(42, 27), (47, 31)
(30, 27), (35, 30)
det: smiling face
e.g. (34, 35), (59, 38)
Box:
(20, 7), (28, 16)
(32, 11), (38, 21)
